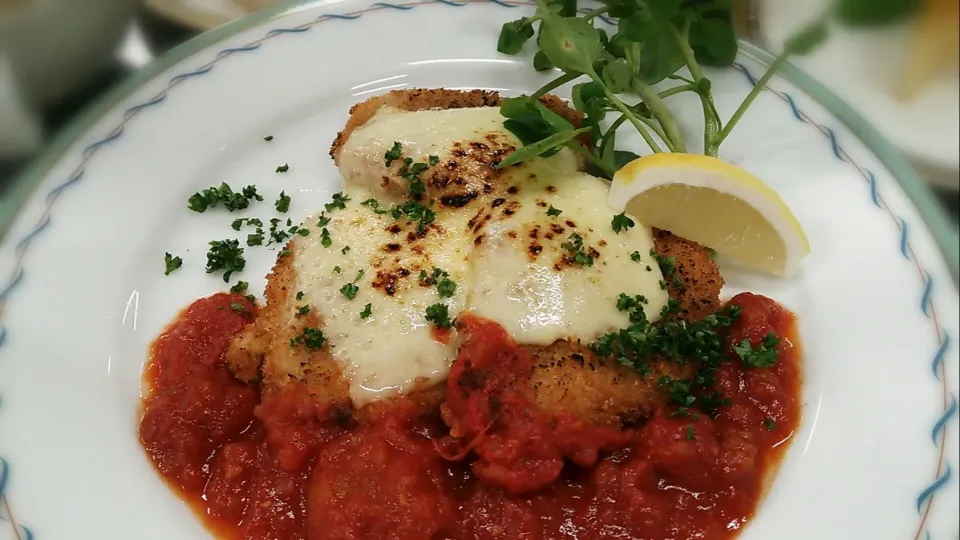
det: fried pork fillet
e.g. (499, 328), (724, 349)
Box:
(225, 89), (724, 430)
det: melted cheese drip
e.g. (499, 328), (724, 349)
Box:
(294, 106), (667, 407)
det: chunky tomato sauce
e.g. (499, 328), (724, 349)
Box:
(140, 292), (801, 540)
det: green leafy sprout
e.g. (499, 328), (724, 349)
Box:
(496, 0), (913, 177)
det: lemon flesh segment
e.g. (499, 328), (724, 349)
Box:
(609, 154), (810, 277)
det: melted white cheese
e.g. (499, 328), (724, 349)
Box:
(294, 106), (667, 407)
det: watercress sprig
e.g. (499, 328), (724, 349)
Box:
(496, 0), (908, 177)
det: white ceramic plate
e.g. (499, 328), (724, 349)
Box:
(1, 1), (958, 539)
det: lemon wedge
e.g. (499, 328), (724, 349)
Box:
(608, 153), (810, 277)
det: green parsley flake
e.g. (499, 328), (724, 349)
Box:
(425, 303), (452, 329)
(650, 249), (676, 278)
(230, 302), (248, 313)
(247, 232), (264, 246)
(276, 163), (289, 173)
(546, 205), (563, 217)
(317, 213), (331, 227)
(428, 155), (440, 166)
(763, 417), (777, 431)
(275, 191), (291, 213)
(360, 303), (373, 319)
(437, 276), (457, 298)
(733, 333), (782, 368)
(611, 212), (636, 233)
(561, 233), (594, 267)
(341, 245), (351, 255)
(333, 265), (342, 274)
(164, 253), (183, 275)
(296, 291), (304, 301)
(384, 141), (403, 167)
(230, 281), (249, 294)
(324, 192), (350, 212)
(187, 183), (262, 213)
(340, 282), (359, 300)
(685, 425), (696, 440)
(205, 240), (245, 282)
(630, 251), (642, 263)
(320, 228), (332, 248)
(291, 327), (326, 349)
(297, 305), (310, 316)
(263, 135), (274, 142)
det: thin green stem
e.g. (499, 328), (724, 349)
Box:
(568, 141), (614, 178)
(668, 24), (720, 155)
(658, 84), (696, 99)
(667, 74), (695, 84)
(632, 79), (686, 153)
(599, 114), (629, 158)
(582, 6), (609, 21)
(597, 79), (662, 153)
(532, 72), (580, 100)
(637, 116), (677, 153)
(716, 52), (790, 144)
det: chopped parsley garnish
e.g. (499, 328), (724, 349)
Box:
(296, 291), (304, 301)
(320, 228), (332, 248)
(361, 198), (390, 215)
(188, 183), (262, 213)
(230, 302), (248, 313)
(590, 295), (742, 418)
(393, 201), (435, 234)
(316, 213), (331, 227)
(360, 303), (373, 319)
(341, 245), (351, 255)
(324, 192), (350, 212)
(685, 425), (696, 440)
(650, 249), (676, 278)
(733, 333), (781, 368)
(230, 281), (249, 294)
(278, 249), (291, 258)
(546, 205), (563, 217)
(611, 212), (635, 233)
(205, 239), (245, 282)
(419, 267), (456, 298)
(276, 163), (289, 173)
(340, 282), (359, 300)
(247, 232), (264, 246)
(437, 276), (457, 298)
(763, 417), (777, 431)
(267, 218), (289, 245)
(263, 135), (274, 141)
(630, 251), (642, 263)
(275, 191), (291, 213)
(398, 158), (428, 198)
(561, 232), (594, 267)
(339, 270), (364, 300)
(297, 305), (310, 316)
(231, 217), (263, 231)
(425, 303), (452, 329)
(164, 253), (183, 275)
(428, 155), (440, 166)
(291, 327), (326, 349)
(384, 141), (403, 167)
(333, 265), (342, 274)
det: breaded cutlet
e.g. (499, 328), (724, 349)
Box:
(225, 89), (724, 431)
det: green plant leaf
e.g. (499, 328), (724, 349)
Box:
(498, 127), (591, 168)
(635, 26), (684, 84)
(614, 150), (642, 170)
(537, 14), (604, 74)
(500, 95), (534, 118)
(600, 58), (633, 93)
(498, 18), (536, 55)
(599, 0), (643, 18)
(646, 0), (681, 19)
(545, 0), (578, 17)
(534, 50), (555, 71)
(784, 19), (829, 55)
(618, 12), (656, 41)
(689, 18), (737, 66)
(835, 0), (920, 27)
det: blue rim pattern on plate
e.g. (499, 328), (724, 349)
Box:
(0, 1), (955, 538)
